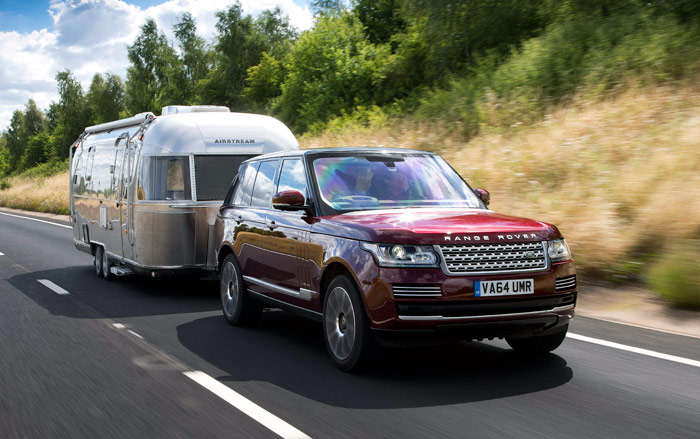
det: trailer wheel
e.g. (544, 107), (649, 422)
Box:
(220, 254), (261, 326)
(102, 249), (113, 281)
(94, 246), (104, 278)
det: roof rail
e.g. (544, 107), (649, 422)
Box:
(85, 112), (155, 134)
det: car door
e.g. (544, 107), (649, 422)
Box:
(260, 158), (315, 307)
(235, 159), (279, 295)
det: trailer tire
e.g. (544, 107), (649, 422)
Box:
(102, 249), (113, 281)
(94, 246), (104, 278)
(219, 254), (261, 326)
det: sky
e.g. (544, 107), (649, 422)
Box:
(0, 0), (314, 132)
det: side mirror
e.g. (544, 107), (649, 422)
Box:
(272, 190), (308, 211)
(474, 188), (490, 207)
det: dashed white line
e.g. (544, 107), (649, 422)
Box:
(0, 211), (72, 229)
(184, 371), (312, 439)
(37, 279), (70, 295)
(567, 332), (700, 368)
(127, 330), (144, 339)
(0, 251), (4, 256)
(112, 323), (126, 329)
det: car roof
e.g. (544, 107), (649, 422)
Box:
(243, 147), (435, 163)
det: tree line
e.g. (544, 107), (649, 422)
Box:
(2, 0), (699, 177)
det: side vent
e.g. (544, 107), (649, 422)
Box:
(392, 284), (442, 298)
(555, 275), (577, 292)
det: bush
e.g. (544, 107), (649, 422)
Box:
(17, 159), (69, 179)
(0, 180), (10, 190)
(648, 240), (700, 309)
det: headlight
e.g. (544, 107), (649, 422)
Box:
(547, 238), (572, 263)
(360, 243), (439, 267)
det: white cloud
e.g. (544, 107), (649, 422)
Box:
(0, 0), (313, 131)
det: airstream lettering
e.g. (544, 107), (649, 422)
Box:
(69, 106), (299, 279)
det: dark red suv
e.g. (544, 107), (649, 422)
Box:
(215, 148), (576, 370)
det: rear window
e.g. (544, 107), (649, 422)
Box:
(194, 155), (254, 201)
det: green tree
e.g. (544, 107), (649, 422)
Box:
(5, 110), (26, 172)
(20, 132), (52, 170)
(354, 0), (405, 45)
(53, 70), (90, 159)
(275, 13), (391, 131)
(87, 73), (126, 124)
(126, 19), (186, 114)
(174, 13), (211, 104)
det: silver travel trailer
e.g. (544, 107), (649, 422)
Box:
(69, 106), (299, 279)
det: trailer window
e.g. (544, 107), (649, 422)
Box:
(194, 155), (254, 201)
(137, 156), (192, 201)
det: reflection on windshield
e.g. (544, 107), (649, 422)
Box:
(313, 154), (482, 212)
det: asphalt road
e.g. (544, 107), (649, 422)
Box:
(1, 210), (699, 439)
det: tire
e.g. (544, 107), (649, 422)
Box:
(506, 324), (569, 354)
(102, 249), (113, 281)
(94, 246), (104, 278)
(219, 254), (261, 326)
(323, 275), (377, 371)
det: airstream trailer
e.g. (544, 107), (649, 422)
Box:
(69, 106), (299, 279)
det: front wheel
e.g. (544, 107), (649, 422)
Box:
(219, 254), (261, 326)
(506, 324), (569, 354)
(323, 275), (377, 371)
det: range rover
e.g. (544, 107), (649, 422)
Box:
(214, 148), (576, 370)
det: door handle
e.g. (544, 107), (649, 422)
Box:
(235, 215), (243, 224)
(267, 221), (278, 230)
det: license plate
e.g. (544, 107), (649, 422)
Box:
(475, 279), (534, 297)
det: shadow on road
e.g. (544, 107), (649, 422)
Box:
(7, 266), (220, 319)
(177, 311), (573, 409)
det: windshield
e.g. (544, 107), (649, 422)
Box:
(312, 154), (482, 213)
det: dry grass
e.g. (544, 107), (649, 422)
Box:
(300, 84), (700, 279)
(0, 172), (69, 214)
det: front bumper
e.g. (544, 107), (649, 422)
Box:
(359, 259), (576, 339)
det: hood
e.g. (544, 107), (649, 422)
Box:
(313, 208), (560, 244)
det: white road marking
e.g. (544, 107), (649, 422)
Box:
(37, 279), (70, 295)
(0, 211), (72, 229)
(184, 371), (311, 439)
(112, 323), (126, 329)
(0, 251), (4, 256)
(567, 332), (700, 368)
(127, 330), (144, 339)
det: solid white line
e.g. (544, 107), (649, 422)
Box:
(567, 332), (700, 368)
(0, 211), (72, 229)
(37, 279), (70, 295)
(578, 315), (700, 340)
(184, 371), (311, 439)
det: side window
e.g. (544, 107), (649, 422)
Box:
(231, 162), (256, 206)
(250, 160), (279, 208)
(276, 159), (308, 199)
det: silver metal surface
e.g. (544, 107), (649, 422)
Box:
(324, 286), (356, 360)
(242, 276), (316, 301)
(70, 110), (299, 274)
(436, 241), (549, 276)
(397, 304), (576, 321)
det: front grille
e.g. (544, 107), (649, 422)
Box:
(392, 284), (442, 298)
(439, 241), (547, 275)
(555, 274), (577, 292)
(396, 292), (576, 318)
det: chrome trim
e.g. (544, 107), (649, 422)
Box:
(243, 275), (317, 301)
(435, 241), (550, 276)
(397, 304), (575, 321)
(392, 285), (442, 298)
(247, 290), (323, 320)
